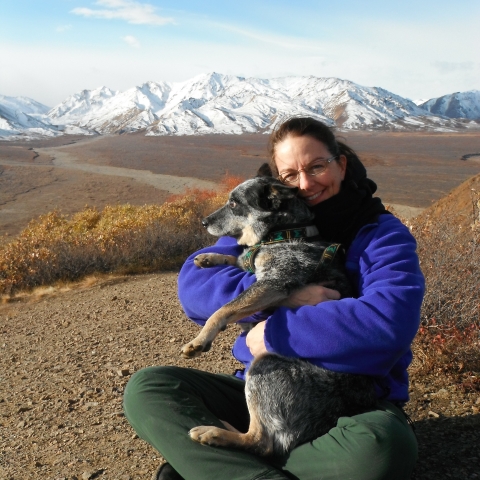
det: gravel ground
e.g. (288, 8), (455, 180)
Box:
(1, 272), (479, 480)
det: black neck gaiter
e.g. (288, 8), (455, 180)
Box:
(311, 176), (390, 251)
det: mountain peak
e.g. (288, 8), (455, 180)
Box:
(420, 90), (480, 120)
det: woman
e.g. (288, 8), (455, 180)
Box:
(124, 117), (425, 480)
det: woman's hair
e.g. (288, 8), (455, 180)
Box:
(268, 117), (364, 182)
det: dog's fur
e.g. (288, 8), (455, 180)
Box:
(184, 165), (376, 456)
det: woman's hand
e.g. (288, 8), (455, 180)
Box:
(281, 284), (341, 308)
(246, 321), (268, 358)
(246, 286), (340, 357)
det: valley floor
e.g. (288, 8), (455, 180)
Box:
(1, 131), (480, 239)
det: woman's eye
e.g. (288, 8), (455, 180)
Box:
(307, 162), (327, 174)
(229, 201), (237, 208)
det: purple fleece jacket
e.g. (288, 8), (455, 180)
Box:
(177, 214), (425, 403)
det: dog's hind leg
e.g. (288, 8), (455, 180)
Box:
(181, 281), (287, 358)
(189, 407), (273, 456)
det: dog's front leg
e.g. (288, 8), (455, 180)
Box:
(181, 281), (287, 358)
(194, 253), (237, 268)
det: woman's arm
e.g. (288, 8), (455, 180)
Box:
(263, 216), (425, 378)
(177, 236), (261, 326)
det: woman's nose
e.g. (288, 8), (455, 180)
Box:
(298, 171), (316, 190)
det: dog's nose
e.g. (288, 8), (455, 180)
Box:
(201, 219), (209, 228)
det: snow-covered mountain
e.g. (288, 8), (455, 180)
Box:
(48, 86), (118, 122)
(47, 83), (172, 134)
(1, 73), (477, 140)
(0, 95), (60, 139)
(419, 90), (480, 120)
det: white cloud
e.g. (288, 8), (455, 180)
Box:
(71, 0), (174, 26)
(123, 35), (140, 48)
(209, 22), (318, 51)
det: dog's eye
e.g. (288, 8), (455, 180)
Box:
(229, 201), (237, 208)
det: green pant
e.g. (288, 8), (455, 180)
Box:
(123, 366), (417, 480)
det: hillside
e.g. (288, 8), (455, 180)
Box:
(1, 268), (478, 480)
(0, 170), (479, 478)
(415, 171), (480, 229)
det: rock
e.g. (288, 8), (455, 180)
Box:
(431, 388), (449, 398)
(116, 368), (130, 377)
(17, 405), (32, 413)
(81, 470), (104, 480)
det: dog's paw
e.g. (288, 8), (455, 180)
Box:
(189, 426), (227, 446)
(181, 340), (210, 359)
(194, 254), (215, 268)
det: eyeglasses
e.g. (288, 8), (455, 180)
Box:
(277, 156), (338, 185)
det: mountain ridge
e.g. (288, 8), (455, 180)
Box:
(1, 73), (479, 140)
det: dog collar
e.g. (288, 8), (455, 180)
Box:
(243, 225), (325, 274)
(309, 242), (343, 282)
(316, 243), (342, 268)
(265, 225), (319, 242)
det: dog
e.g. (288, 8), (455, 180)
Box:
(183, 164), (376, 456)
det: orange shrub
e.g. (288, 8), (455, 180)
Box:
(0, 182), (233, 295)
(410, 189), (479, 330)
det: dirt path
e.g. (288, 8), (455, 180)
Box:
(34, 144), (219, 195)
(386, 204), (425, 219)
(0, 272), (478, 480)
(0, 139), (220, 240)
(0, 272), (243, 480)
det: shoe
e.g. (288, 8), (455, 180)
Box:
(153, 462), (184, 480)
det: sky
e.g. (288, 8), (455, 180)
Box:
(1, 0), (479, 107)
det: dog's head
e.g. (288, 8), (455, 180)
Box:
(202, 164), (314, 246)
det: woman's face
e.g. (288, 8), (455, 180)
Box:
(274, 135), (347, 207)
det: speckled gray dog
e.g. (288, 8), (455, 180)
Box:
(183, 165), (376, 456)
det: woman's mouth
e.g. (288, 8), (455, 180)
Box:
(303, 191), (324, 204)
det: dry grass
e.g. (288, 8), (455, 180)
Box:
(411, 188), (479, 329)
(408, 188), (480, 384)
(0, 174), (243, 296)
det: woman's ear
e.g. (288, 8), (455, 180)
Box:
(339, 155), (347, 180)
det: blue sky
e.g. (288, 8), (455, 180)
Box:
(1, 0), (479, 106)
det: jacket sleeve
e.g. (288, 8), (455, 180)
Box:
(177, 236), (262, 326)
(263, 215), (425, 377)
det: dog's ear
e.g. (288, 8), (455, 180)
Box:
(256, 163), (273, 177)
(263, 183), (298, 210)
